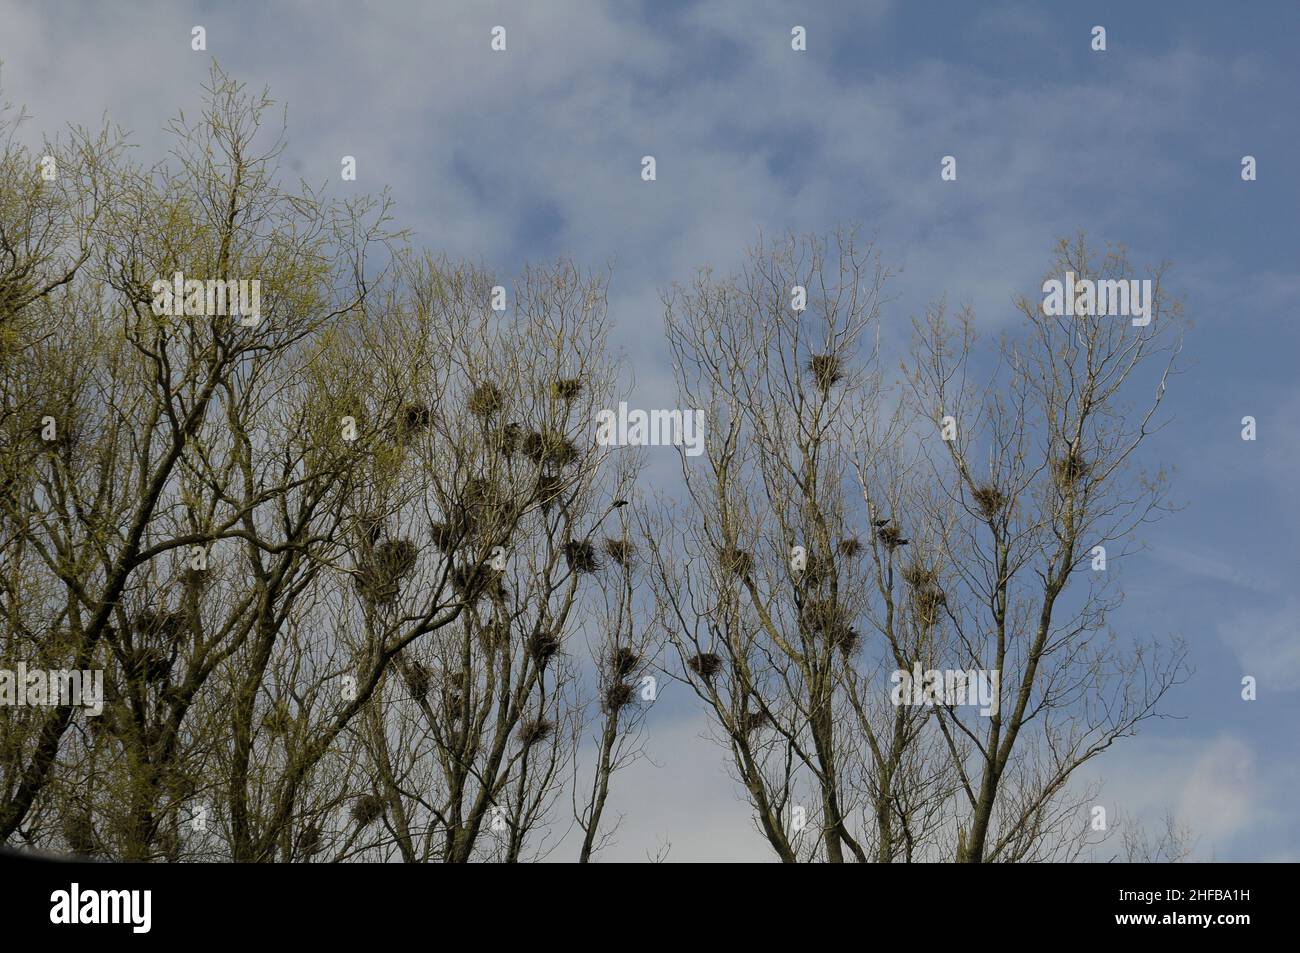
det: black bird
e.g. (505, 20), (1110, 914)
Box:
(873, 518), (891, 527)
(613, 499), (629, 508)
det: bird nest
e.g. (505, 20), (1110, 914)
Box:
(837, 537), (863, 558)
(133, 609), (187, 644)
(901, 564), (938, 591)
(523, 429), (580, 468)
(527, 629), (562, 667)
(604, 538), (636, 566)
(563, 539), (601, 574)
(430, 521), (464, 554)
(351, 794), (384, 827)
(443, 670), (468, 711)
(477, 619), (511, 652)
(357, 512), (386, 548)
(492, 421), (524, 457)
(972, 483), (1006, 519)
(355, 538), (420, 604)
(467, 383), (503, 418)
(803, 598), (859, 654)
(451, 562), (508, 603)
(461, 477), (509, 524)
(604, 682), (636, 713)
(720, 547), (752, 577)
(551, 378), (585, 402)
(182, 565), (209, 592)
(63, 813), (97, 856)
(404, 661), (432, 698)
(1052, 450), (1091, 486)
(913, 586), (946, 628)
(396, 402), (431, 442)
(517, 717), (555, 746)
(295, 824), (323, 859)
(807, 354), (844, 391)
(126, 647), (172, 685)
(610, 646), (641, 680)
(797, 551), (830, 587)
(833, 626), (861, 655)
(876, 524), (909, 549)
(688, 652), (723, 680)
(261, 700), (293, 736)
(740, 709), (772, 734)
(535, 472), (566, 510)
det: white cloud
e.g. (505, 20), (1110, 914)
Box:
(1176, 736), (1257, 844)
(558, 709), (772, 863)
(1218, 596), (1300, 693)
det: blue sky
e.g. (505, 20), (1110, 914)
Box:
(3, 0), (1297, 860)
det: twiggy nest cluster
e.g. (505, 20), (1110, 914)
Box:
(972, 483), (1007, 519)
(740, 709), (771, 734)
(901, 563), (945, 626)
(551, 378), (584, 402)
(517, 717), (554, 746)
(1052, 449), (1091, 486)
(563, 539), (600, 574)
(451, 562), (507, 603)
(876, 523), (909, 550)
(125, 647), (172, 684)
(395, 402), (431, 443)
(834, 628), (861, 655)
(837, 537), (863, 558)
(443, 670), (467, 714)
(405, 660), (432, 699)
(351, 794), (384, 827)
(437, 478), (510, 548)
(527, 629), (561, 667)
(355, 538), (420, 604)
(796, 551), (830, 587)
(357, 512), (385, 548)
(430, 520), (464, 554)
(688, 652), (723, 680)
(134, 609), (186, 644)
(523, 429), (579, 468)
(261, 699), (293, 736)
(535, 472), (565, 510)
(63, 812), (97, 856)
(604, 538), (636, 566)
(467, 383), (503, 418)
(913, 586), (946, 628)
(477, 620), (511, 652)
(461, 477), (509, 524)
(492, 421), (524, 457)
(182, 564), (209, 592)
(610, 646), (641, 680)
(604, 681), (636, 713)
(296, 824), (323, 859)
(807, 354), (844, 392)
(720, 547), (752, 577)
(803, 598), (859, 654)
(901, 564), (937, 591)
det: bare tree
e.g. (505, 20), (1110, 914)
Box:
(643, 230), (940, 862)
(902, 236), (1190, 862)
(321, 254), (652, 862)
(643, 230), (1190, 862)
